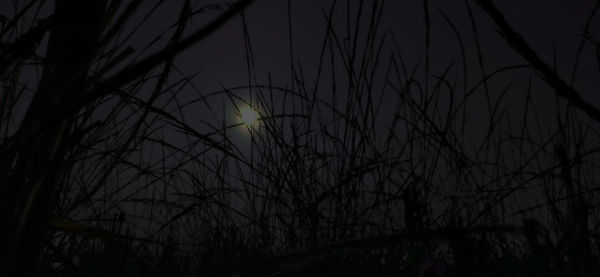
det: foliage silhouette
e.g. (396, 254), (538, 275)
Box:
(1, 0), (600, 276)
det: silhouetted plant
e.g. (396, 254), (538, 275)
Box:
(1, 0), (600, 276)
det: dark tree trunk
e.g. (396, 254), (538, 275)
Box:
(0, 1), (107, 276)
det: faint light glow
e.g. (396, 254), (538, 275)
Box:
(239, 105), (260, 126)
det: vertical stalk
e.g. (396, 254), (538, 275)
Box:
(0, 1), (107, 276)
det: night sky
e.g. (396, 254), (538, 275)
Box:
(107, 0), (599, 237)
(130, 0), (600, 145)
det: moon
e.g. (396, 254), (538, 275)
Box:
(239, 105), (260, 126)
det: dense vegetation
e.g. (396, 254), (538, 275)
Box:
(1, 0), (599, 276)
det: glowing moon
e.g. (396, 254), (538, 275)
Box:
(239, 105), (260, 126)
